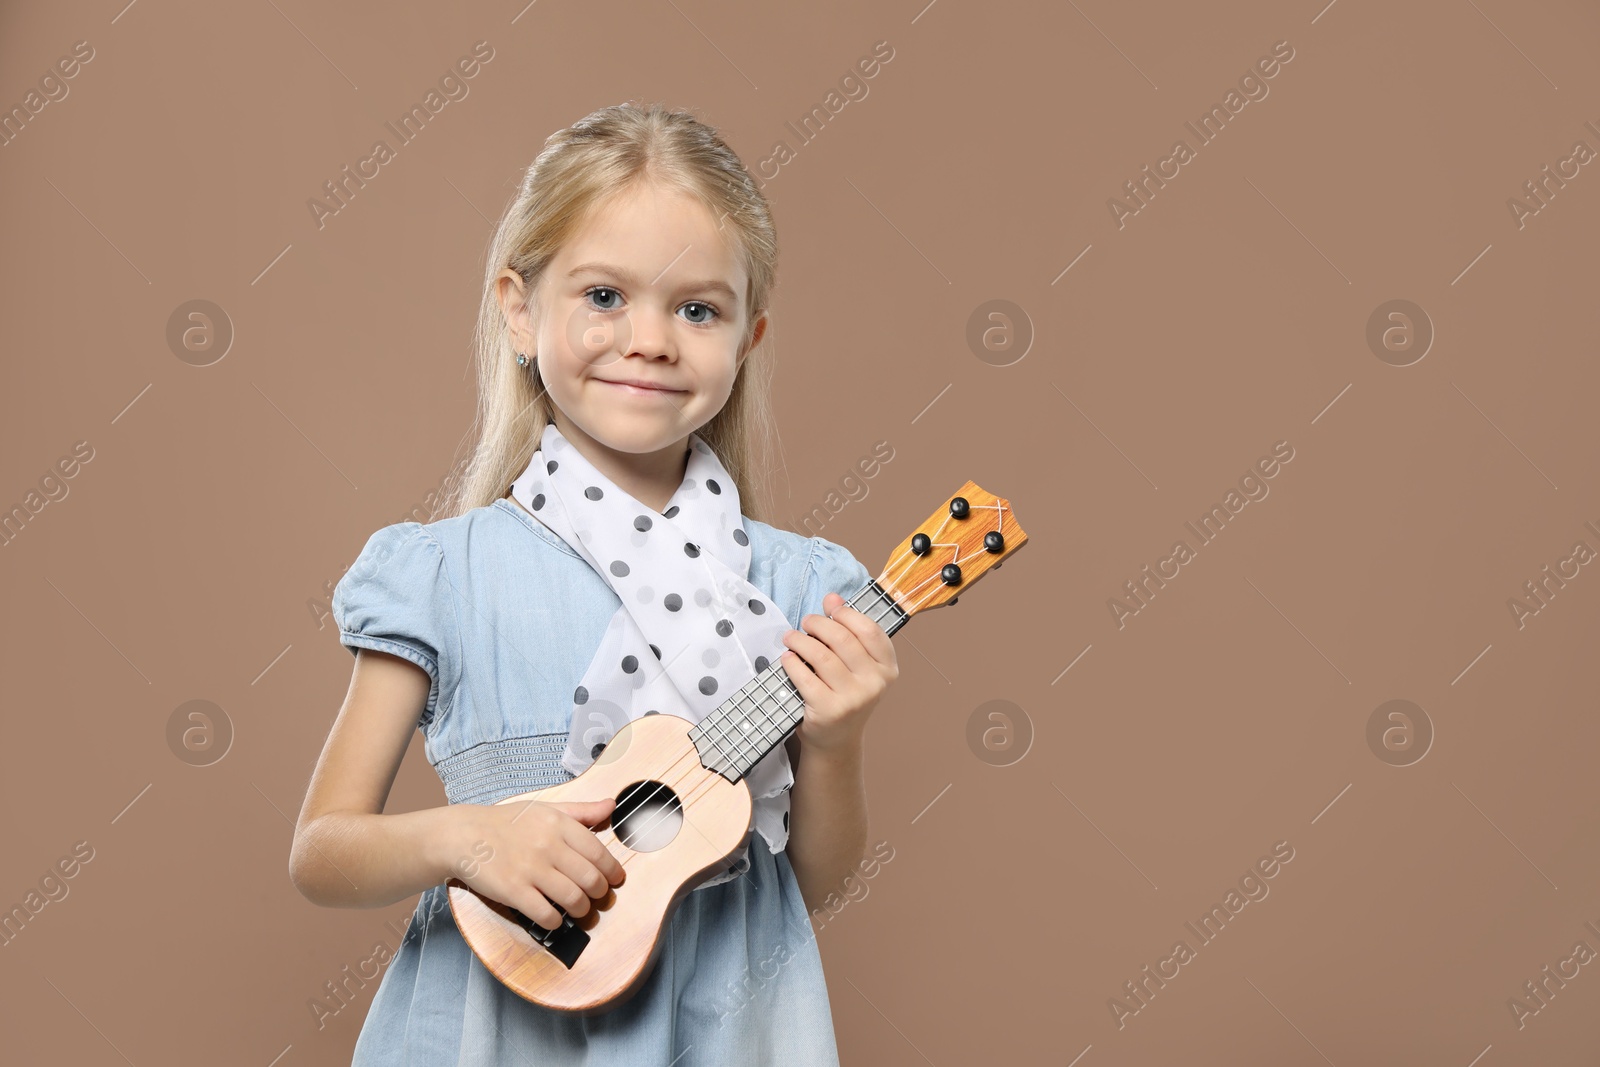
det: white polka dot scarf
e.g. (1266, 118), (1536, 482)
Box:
(508, 422), (795, 880)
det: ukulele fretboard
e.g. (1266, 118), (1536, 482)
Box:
(690, 579), (909, 783)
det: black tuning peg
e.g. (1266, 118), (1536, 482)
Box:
(950, 496), (970, 519)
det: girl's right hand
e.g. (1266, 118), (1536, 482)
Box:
(447, 798), (626, 929)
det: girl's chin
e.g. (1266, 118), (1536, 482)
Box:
(583, 422), (694, 455)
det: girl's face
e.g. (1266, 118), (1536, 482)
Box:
(504, 181), (766, 465)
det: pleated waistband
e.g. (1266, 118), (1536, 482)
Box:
(433, 733), (576, 806)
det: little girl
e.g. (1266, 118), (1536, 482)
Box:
(290, 102), (900, 1065)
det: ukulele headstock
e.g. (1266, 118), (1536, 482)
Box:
(873, 480), (1026, 617)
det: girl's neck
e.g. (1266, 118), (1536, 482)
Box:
(550, 410), (691, 514)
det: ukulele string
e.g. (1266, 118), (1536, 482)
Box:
(586, 642), (828, 859)
(584, 563), (919, 866)
(569, 569), (887, 866)
(502, 500), (1011, 982)
(557, 500), (1009, 889)
(590, 502), (1006, 865)
(877, 501), (1008, 606)
(506, 681), (788, 980)
(615, 555), (953, 854)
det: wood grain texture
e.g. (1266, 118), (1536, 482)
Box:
(872, 479), (1027, 617)
(447, 712), (754, 1014)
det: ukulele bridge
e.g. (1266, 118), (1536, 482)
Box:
(509, 905), (590, 969)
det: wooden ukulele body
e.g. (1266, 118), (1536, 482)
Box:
(447, 711), (754, 1015)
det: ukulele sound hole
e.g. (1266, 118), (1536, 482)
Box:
(612, 780), (683, 853)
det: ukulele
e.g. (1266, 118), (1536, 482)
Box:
(448, 480), (1027, 1014)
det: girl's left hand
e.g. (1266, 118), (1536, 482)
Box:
(779, 592), (900, 755)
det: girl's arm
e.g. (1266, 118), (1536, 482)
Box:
(290, 649), (625, 919)
(289, 649), (475, 908)
(783, 732), (869, 916)
(778, 591), (898, 916)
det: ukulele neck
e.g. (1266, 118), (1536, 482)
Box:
(689, 579), (909, 784)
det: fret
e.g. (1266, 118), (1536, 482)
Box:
(691, 579), (910, 783)
(852, 579), (909, 636)
(749, 684), (787, 745)
(692, 667), (787, 780)
(693, 711), (745, 779)
(727, 680), (778, 769)
(730, 688), (779, 766)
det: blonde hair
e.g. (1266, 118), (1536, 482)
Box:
(440, 101), (783, 524)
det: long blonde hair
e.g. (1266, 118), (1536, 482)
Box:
(440, 101), (783, 524)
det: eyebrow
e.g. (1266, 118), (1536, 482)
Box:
(567, 262), (739, 305)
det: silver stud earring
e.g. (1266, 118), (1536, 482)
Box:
(516, 352), (530, 367)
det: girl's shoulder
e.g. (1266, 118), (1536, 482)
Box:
(334, 499), (577, 603)
(742, 518), (874, 623)
(435, 497), (582, 560)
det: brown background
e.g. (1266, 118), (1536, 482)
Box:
(3, 0), (1598, 1063)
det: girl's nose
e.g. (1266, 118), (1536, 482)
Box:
(621, 306), (674, 361)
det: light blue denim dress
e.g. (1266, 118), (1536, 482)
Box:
(330, 497), (869, 1066)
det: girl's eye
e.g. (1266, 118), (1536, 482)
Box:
(679, 301), (720, 325)
(583, 287), (720, 325)
(585, 286), (623, 311)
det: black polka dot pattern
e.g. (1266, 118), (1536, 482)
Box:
(508, 424), (803, 855)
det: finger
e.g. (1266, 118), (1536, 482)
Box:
(515, 887), (565, 930)
(516, 869), (581, 927)
(800, 610), (874, 676)
(551, 799), (615, 828)
(779, 647), (824, 704)
(783, 628), (846, 689)
(533, 868), (594, 918)
(780, 627), (844, 684)
(823, 593), (897, 666)
(553, 846), (615, 902)
(563, 822), (626, 884)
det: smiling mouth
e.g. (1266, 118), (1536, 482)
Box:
(597, 379), (686, 396)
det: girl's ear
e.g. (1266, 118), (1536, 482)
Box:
(496, 269), (536, 352)
(739, 309), (769, 369)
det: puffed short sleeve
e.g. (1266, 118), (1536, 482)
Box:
(332, 522), (460, 728)
(799, 535), (873, 622)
